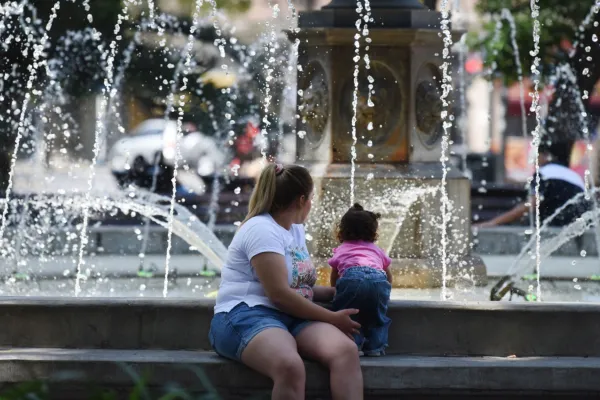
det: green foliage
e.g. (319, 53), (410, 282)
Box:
(0, 363), (227, 400)
(470, 0), (597, 84)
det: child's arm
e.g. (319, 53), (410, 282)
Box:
(385, 268), (393, 284)
(381, 248), (393, 284)
(330, 267), (339, 287)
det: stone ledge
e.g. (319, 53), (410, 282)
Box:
(2, 298), (600, 357)
(1, 349), (600, 397)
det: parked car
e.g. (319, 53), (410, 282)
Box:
(109, 119), (176, 177)
(109, 119), (225, 189)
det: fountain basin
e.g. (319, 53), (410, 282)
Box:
(1, 297), (600, 397)
(1, 297), (599, 356)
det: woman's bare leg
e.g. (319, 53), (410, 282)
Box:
(241, 328), (306, 400)
(296, 322), (363, 400)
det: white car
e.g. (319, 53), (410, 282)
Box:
(109, 119), (177, 174)
(109, 119), (225, 176)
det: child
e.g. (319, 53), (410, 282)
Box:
(329, 203), (393, 356)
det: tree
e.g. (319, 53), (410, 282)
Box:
(0, 0), (276, 192)
(470, 0), (600, 144)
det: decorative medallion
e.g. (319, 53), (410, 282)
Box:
(297, 62), (329, 149)
(415, 64), (444, 148)
(340, 62), (401, 145)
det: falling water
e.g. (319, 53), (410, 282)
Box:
(81, 0), (93, 23)
(501, 9), (527, 138)
(439, 0), (454, 300)
(362, 0), (374, 113)
(163, 0), (206, 297)
(507, 188), (599, 277)
(203, 97), (224, 231)
(260, 4), (280, 162)
(283, 0), (300, 148)
(0, 191), (229, 271)
(559, 64), (600, 260)
(136, 15), (185, 265)
(147, 0), (156, 23)
(0, 1), (60, 246)
(530, 0), (542, 301)
(204, 2), (234, 232)
(350, 1), (363, 206)
(109, 31), (141, 138)
(570, 1), (600, 56)
(457, 33), (468, 173)
(75, 1), (131, 296)
(384, 187), (438, 254)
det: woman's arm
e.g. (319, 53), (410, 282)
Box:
(474, 202), (529, 227)
(252, 252), (360, 335)
(329, 268), (339, 288)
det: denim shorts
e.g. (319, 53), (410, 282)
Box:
(209, 302), (313, 361)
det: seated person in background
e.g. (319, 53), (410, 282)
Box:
(476, 140), (590, 228)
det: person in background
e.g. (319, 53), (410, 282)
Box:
(475, 140), (590, 228)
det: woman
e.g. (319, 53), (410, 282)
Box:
(209, 163), (364, 400)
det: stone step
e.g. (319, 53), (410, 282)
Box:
(1, 348), (599, 398)
(2, 297), (600, 357)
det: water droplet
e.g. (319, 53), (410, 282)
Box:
(234, 187), (241, 195)
(581, 250), (587, 257)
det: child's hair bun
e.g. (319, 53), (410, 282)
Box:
(352, 203), (364, 211)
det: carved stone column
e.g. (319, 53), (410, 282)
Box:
(290, 0), (487, 289)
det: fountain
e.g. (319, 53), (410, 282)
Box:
(1, 0), (600, 397)
(291, 0), (486, 290)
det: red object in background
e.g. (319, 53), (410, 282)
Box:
(236, 135), (254, 155)
(234, 121), (260, 156)
(560, 38), (574, 54)
(245, 121), (259, 139)
(465, 54), (484, 74)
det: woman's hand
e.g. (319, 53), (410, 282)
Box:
(328, 308), (361, 337)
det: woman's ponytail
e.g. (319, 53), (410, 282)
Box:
(242, 164), (277, 224)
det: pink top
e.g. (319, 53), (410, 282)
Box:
(328, 240), (392, 277)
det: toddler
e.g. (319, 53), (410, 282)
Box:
(329, 203), (392, 356)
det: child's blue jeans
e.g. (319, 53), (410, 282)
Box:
(332, 266), (391, 354)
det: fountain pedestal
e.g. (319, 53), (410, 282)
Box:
(291, 0), (487, 289)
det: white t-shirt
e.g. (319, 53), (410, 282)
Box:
(214, 214), (317, 313)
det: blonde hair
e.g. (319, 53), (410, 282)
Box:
(243, 164), (313, 224)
